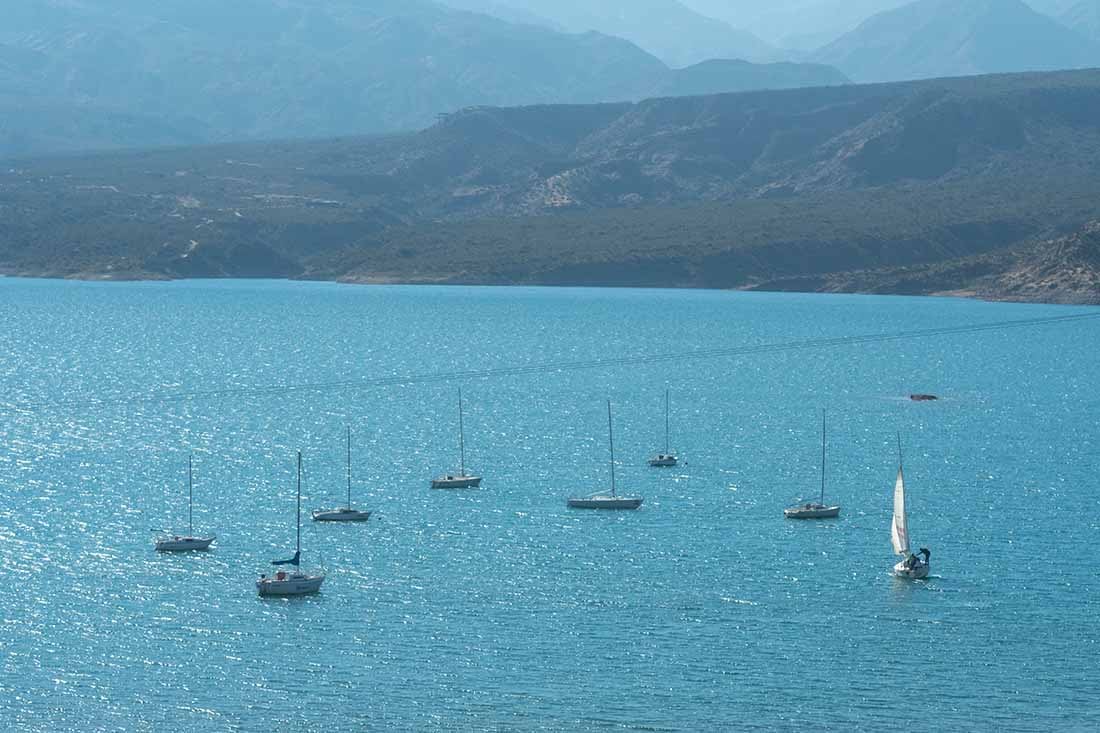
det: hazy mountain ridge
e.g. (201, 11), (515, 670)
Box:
(1027, 0), (1080, 14)
(681, 0), (911, 48)
(6, 0), (1099, 162)
(3, 69), (1100, 304)
(682, 0), (1087, 50)
(440, 0), (780, 66)
(1060, 1), (1100, 40)
(0, 0), (844, 158)
(814, 0), (1100, 82)
(433, 0), (561, 29)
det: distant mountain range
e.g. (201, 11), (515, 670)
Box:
(4, 68), (1100, 304)
(1027, 0), (1079, 14)
(814, 0), (1100, 82)
(1060, 0), (1100, 41)
(0, 0), (846, 158)
(680, 0), (911, 49)
(440, 0), (1100, 91)
(440, 0), (780, 66)
(8, 0), (1100, 161)
(680, 0), (1100, 80)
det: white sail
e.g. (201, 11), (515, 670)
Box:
(890, 467), (910, 556)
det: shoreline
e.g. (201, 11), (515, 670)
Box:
(1, 268), (1096, 307)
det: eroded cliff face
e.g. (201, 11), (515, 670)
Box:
(743, 222), (1100, 305)
(981, 221), (1100, 304)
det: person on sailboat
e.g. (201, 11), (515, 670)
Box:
(904, 548), (931, 570)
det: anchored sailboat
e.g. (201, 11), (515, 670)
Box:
(568, 400), (644, 510)
(648, 389), (679, 468)
(153, 455), (215, 552)
(891, 434), (930, 579)
(257, 452), (326, 597)
(431, 388), (482, 489)
(312, 426), (372, 522)
(784, 410), (841, 519)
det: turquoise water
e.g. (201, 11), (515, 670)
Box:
(1, 278), (1098, 731)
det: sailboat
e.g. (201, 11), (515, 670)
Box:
(784, 410), (841, 519)
(153, 455), (216, 551)
(257, 451), (326, 597)
(312, 426), (372, 522)
(431, 388), (482, 489)
(648, 389), (679, 468)
(891, 434), (931, 579)
(568, 400), (644, 510)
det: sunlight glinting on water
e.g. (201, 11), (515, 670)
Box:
(0, 278), (1098, 731)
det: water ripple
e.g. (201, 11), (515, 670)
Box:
(0, 280), (1097, 730)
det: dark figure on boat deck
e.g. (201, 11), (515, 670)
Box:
(904, 549), (931, 570)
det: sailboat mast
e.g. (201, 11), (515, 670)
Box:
(820, 410), (826, 506)
(188, 454), (194, 535)
(346, 426), (352, 508)
(897, 432), (904, 473)
(296, 451), (302, 555)
(607, 400), (617, 497)
(458, 388), (466, 475)
(664, 389), (670, 454)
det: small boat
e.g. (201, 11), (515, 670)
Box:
(785, 410), (841, 519)
(431, 388), (482, 489)
(891, 434), (931, 579)
(568, 401), (644, 510)
(910, 394), (938, 402)
(153, 455), (216, 552)
(257, 452), (326, 597)
(312, 426), (372, 522)
(648, 389), (679, 468)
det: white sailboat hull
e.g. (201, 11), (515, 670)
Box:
(431, 475), (482, 489)
(893, 559), (930, 579)
(567, 495), (643, 510)
(648, 455), (678, 467)
(155, 535), (215, 552)
(784, 504), (840, 519)
(312, 508), (371, 522)
(257, 572), (325, 596)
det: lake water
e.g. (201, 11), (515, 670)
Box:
(1, 278), (1098, 731)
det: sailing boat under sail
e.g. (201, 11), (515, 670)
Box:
(153, 455), (216, 552)
(431, 388), (482, 489)
(257, 452), (326, 597)
(784, 410), (841, 519)
(568, 400), (644, 510)
(891, 434), (931, 579)
(648, 389), (679, 467)
(312, 426), (372, 522)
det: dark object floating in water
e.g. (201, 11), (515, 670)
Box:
(910, 394), (938, 401)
